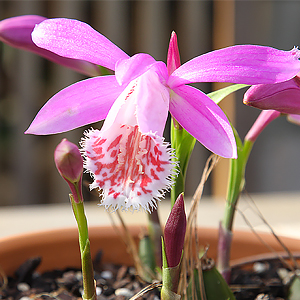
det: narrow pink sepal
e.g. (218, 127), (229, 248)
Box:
(167, 31), (181, 75)
(32, 18), (129, 71)
(245, 110), (281, 142)
(170, 85), (237, 158)
(25, 76), (124, 135)
(244, 75), (300, 114)
(0, 15), (101, 77)
(164, 193), (186, 268)
(168, 45), (300, 88)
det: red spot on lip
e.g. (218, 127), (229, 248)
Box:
(111, 150), (117, 157)
(113, 192), (121, 199)
(107, 135), (122, 151)
(124, 82), (137, 101)
(150, 168), (159, 180)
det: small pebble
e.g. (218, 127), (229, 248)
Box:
(75, 271), (83, 281)
(17, 282), (30, 292)
(96, 286), (102, 296)
(115, 287), (134, 298)
(253, 262), (269, 274)
(101, 270), (113, 280)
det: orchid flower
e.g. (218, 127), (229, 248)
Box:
(25, 18), (300, 211)
(0, 15), (101, 76)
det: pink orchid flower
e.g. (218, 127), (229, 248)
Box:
(0, 15), (100, 76)
(24, 18), (300, 211)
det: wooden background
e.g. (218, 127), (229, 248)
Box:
(1, 0), (300, 206)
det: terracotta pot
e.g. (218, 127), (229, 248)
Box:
(1, 226), (300, 276)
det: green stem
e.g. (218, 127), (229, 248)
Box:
(70, 195), (96, 300)
(217, 138), (253, 281)
(222, 139), (253, 231)
(147, 209), (163, 268)
(170, 118), (196, 207)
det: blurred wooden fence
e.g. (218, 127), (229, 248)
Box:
(1, 0), (300, 206)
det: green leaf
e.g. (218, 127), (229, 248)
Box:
(138, 235), (157, 282)
(161, 238), (182, 300)
(188, 266), (236, 300)
(288, 275), (300, 300)
(208, 84), (249, 104)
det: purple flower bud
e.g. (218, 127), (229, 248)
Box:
(243, 75), (300, 115)
(0, 15), (101, 77)
(164, 193), (186, 268)
(54, 138), (83, 203)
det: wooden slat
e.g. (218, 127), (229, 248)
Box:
(211, 0), (236, 199)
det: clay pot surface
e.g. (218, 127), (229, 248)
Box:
(0, 226), (300, 276)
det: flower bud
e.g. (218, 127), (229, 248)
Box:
(54, 138), (83, 203)
(164, 193), (186, 268)
(243, 75), (300, 115)
(0, 15), (101, 76)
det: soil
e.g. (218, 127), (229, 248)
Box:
(0, 252), (296, 300)
(230, 256), (297, 300)
(0, 251), (160, 300)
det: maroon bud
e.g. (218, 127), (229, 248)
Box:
(164, 193), (186, 268)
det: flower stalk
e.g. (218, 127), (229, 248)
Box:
(54, 139), (96, 300)
(217, 110), (281, 281)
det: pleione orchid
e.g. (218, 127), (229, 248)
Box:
(22, 17), (300, 211)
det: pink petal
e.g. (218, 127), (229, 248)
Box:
(135, 70), (169, 135)
(102, 69), (169, 136)
(115, 53), (157, 85)
(32, 18), (129, 70)
(168, 45), (300, 88)
(25, 76), (124, 135)
(82, 125), (175, 212)
(169, 85), (237, 158)
(0, 15), (101, 77)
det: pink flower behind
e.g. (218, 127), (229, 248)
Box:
(0, 15), (101, 76)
